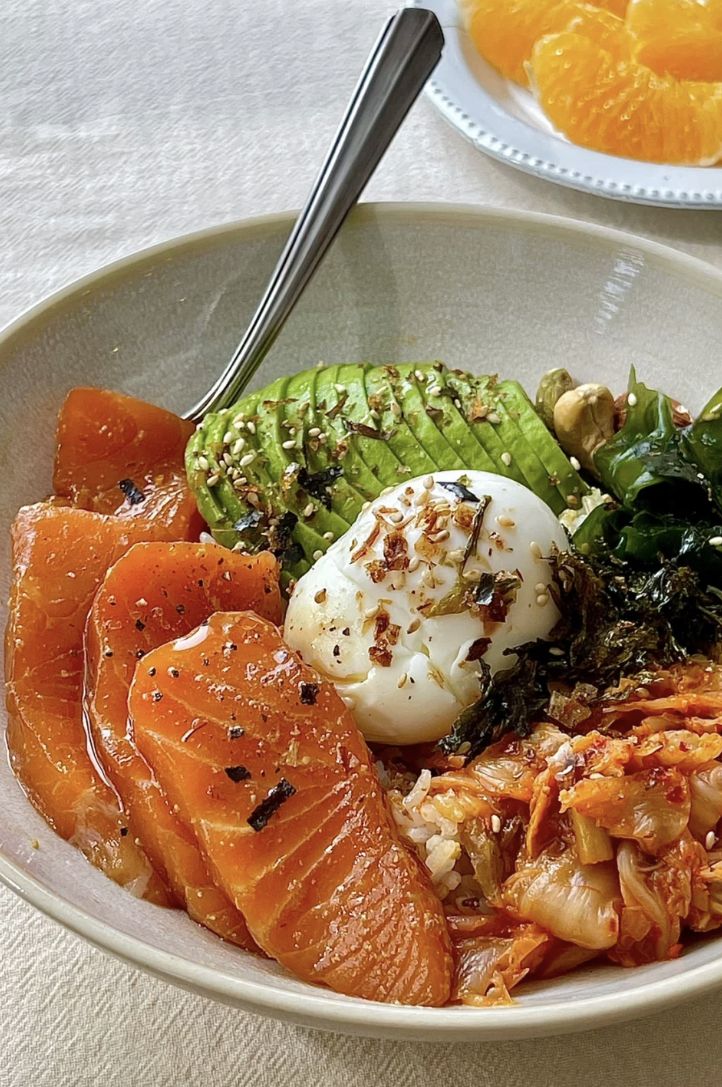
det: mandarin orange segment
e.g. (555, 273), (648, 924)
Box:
(463, 0), (629, 84)
(628, 0), (722, 81)
(530, 29), (722, 163)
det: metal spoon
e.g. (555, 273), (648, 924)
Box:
(185, 7), (444, 422)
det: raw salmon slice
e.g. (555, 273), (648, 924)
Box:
(54, 387), (203, 540)
(130, 612), (453, 1005)
(4, 503), (170, 902)
(85, 542), (282, 948)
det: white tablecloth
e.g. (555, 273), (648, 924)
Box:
(3, 2), (722, 1084)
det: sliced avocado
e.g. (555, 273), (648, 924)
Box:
(388, 364), (466, 471)
(253, 369), (351, 543)
(415, 365), (499, 475)
(187, 361), (588, 580)
(498, 380), (586, 510)
(310, 365), (383, 507)
(363, 365), (438, 479)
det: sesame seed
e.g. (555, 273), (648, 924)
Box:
(308, 427), (321, 438)
(232, 541), (244, 552)
(447, 549), (464, 562)
(303, 503), (315, 519)
(408, 556), (421, 573)
(487, 412), (501, 425)
(281, 439), (295, 450)
(361, 501), (371, 512)
(432, 529), (450, 543)
(246, 492), (260, 507)
(246, 421), (256, 434)
(500, 452), (512, 467)
(232, 437), (246, 455)
(570, 455), (581, 471)
(423, 475), (434, 490)
(314, 589), (327, 604)
(364, 604), (379, 619)
(628, 392), (638, 407)
(334, 383), (345, 394)
(427, 385), (442, 397)
(407, 618), (421, 633)
(222, 453), (234, 467)
(710, 536), (722, 547)
(397, 673), (408, 689)
(389, 510), (405, 524)
(240, 453), (255, 467)
(323, 531), (334, 541)
(535, 581), (547, 594)
(223, 430), (234, 444)
(197, 455), (210, 471)
(567, 494), (581, 509)
(312, 549), (323, 561)
(536, 593), (549, 606)
(706, 831), (717, 850)
(206, 473), (220, 487)
(391, 402), (402, 417)
(318, 433), (327, 444)
(497, 515), (515, 528)
(490, 814), (502, 834)
(549, 647), (564, 657)
(233, 414), (246, 427)
(414, 369), (426, 382)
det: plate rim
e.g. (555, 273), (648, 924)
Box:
(412, 0), (722, 209)
(4, 201), (722, 1039)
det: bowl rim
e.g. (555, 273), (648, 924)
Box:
(4, 201), (722, 1039)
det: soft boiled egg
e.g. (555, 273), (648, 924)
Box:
(284, 471), (568, 745)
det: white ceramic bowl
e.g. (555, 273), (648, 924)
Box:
(3, 204), (722, 1041)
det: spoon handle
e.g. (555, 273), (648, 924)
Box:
(186, 7), (444, 421)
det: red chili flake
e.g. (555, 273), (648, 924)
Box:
(369, 644), (393, 667)
(383, 531), (409, 572)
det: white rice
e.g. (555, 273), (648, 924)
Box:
(387, 770), (476, 901)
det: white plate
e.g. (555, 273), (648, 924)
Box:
(413, 0), (722, 208)
(3, 204), (722, 1041)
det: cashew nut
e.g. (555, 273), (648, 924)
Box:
(553, 383), (615, 473)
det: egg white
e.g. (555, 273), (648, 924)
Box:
(284, 471), (568, 745)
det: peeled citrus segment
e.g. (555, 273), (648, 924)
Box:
(628, 0), (722, 81)
(463, 0), (628, 84)
(530, 29), (722, 163)
(566, 6), (631, 57)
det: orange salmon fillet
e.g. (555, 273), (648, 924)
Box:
(85, 542), (282, 949)
(53, 387), (203, 540)
(130, 612), (453, 1005)
(4, 503), (170, 902)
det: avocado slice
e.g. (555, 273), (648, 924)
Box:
(363, 365), (437, 479)
(415, 364), (499, 475)
(310, 364), (384, 505)
(387, 364), (466, 471)
(187, 361), (588, 578)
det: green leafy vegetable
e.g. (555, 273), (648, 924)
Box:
(594, 369), (711, 511)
